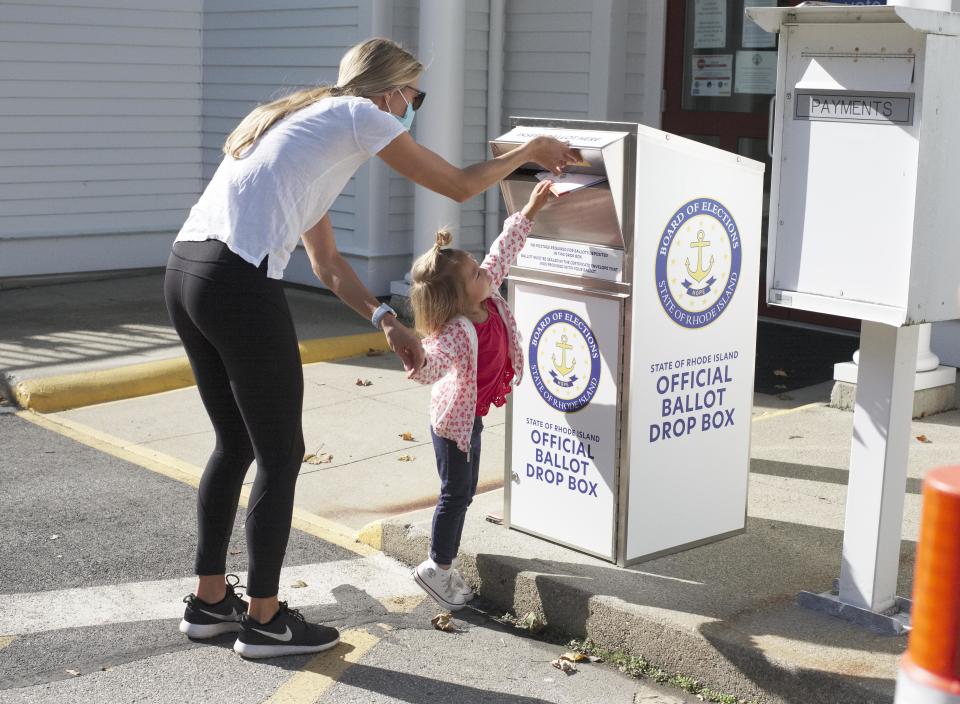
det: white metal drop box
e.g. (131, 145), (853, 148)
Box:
(753, 4), (960, 326)
(491, 118), (764, 565)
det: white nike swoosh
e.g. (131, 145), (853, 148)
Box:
(250, 625), (293, 642)
(198, 607), (238, 621)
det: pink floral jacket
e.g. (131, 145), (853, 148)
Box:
(410, 212), (534, 456)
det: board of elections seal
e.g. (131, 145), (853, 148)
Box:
(528, 310), (601, 413)
(655, 197), (742, 329)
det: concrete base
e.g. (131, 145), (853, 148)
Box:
(830, 363), (957, 418)
(371, 486), (907, 704)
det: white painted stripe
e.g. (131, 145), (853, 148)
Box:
(1, 554), (421, 636)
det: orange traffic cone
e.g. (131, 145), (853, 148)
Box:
(895, 466), (960, 703)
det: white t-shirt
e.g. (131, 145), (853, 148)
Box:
(176, 96), (405, 279)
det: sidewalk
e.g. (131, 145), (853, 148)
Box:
(3, 273), (953, 703)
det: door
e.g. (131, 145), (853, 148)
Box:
(661, 0), (859, 331)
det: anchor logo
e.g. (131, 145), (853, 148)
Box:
(685, 230), (714, 283)
(552, 334), (575, 376)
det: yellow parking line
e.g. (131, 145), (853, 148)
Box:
(751, 401), (822, 422)
(15, 410), (374, 557)
(264, 628), (380, 704)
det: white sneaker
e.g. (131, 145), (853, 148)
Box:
(450, 567), (474, 602)
(413, 560), (467, 611)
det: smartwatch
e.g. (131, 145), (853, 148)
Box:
(371, 302), (397, 329)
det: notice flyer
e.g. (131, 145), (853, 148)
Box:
(694, 0), (727, 49)
(742, 0), (777, 48)
(691, 54), (733, 97)
(734, 51), (777, 94)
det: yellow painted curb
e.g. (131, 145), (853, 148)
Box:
(13, 331), (391, 414)
(356, 520), (384, 552)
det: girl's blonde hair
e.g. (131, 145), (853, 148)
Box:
(409, 229), (470, 336)
(223, 37), (423, 158)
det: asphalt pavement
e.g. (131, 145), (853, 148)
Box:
(0, 411), (695, 704)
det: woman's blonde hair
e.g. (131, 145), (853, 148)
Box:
(409, 229), (470, 336)
(223, 37), (423, 158)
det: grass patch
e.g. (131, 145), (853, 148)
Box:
(569, 637), (757, 704)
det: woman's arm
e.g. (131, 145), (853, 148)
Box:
(377, 132), (580, 203)
(301, 215), (424, 371)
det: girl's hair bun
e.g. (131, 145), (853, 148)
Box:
(434, 229), (453, 249)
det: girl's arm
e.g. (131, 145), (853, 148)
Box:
(408, 337), (455, 385)
(377, 132), (580, 203)
(302, 215), (424, 371)
(482, 179), (553, 289)
(480, 213), (534, 290)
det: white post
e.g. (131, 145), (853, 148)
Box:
(484, 0), (505, 250)
(412, 0), (466, 258)
(838, 321), (919, 612)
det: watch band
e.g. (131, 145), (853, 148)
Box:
(371, 302), (396, 329)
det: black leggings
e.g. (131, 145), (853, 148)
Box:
(163, 240), (305, 598)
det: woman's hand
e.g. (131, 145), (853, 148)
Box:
(381, 316), (424, 372)
(522, 179), (554, 220)
(524, 136), (582, 176)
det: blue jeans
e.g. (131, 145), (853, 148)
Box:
(429, 416), (483, 564)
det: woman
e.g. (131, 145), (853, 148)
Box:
(166, 37), (577, 659)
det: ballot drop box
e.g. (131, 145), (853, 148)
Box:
(747, 4), (960, 631)
(491, 118), (764, 565)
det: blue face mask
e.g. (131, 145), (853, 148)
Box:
(395, 90), (415, 131)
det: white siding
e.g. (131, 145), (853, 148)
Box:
(623, 1), (665, 127)
(0, 0), (203, 277)
(502, 0), (592, 126)
(202, 1), (359, 260)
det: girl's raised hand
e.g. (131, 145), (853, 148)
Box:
(522, 179), (554, 220)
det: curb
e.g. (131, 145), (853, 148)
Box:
(371, 516), (894, 704)
(12, 331), (390, 413)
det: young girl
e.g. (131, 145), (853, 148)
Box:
(408, 179), (553, 610)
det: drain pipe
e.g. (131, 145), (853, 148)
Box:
(484, 0), (505, 250)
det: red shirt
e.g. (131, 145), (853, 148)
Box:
(473, 297), (515, 416)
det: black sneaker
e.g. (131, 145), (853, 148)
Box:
(179, 574), (248, 639)
(233, 602), (340, 659)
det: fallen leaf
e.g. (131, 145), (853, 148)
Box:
(229, 549), (242, 555)
(398, 455), (414, 462)
(399, 432), (415, 442)
(366, 348), (384, 357)
(788, 435), (803, 440)
(559, 652), (588, 663)
(431, 613), (458, 633)
(49, 534), (59, 540)
(485, 512), (504, 526)
(100, 667), (112, 672)
(774, 384), (787, 390)
(66, 669), (80, 677)
(773, 369), (788, 377)
(777, 393), (795, 401)
(290, 579), (308, 588)
(355, 378), (373, 386)
(304, 452), (334, 465)
(517, 612), (545, 633)
(551, 658), (577, 674)
(916, 435), (933, 444)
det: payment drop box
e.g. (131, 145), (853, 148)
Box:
(750, 4), (960, 326)
(491, 118), (764, 565)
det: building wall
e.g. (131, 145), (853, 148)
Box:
(0, 0), (665, 291)
(201, 0), (362, 287)
(0, 0), (203, 278)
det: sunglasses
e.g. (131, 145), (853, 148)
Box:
(401, 85), (426, 111)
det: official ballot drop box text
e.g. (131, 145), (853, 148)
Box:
(491, 118), (765, 566)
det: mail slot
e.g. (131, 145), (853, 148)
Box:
(493, 117), (765, 565)
(753, 3), (960, 326)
